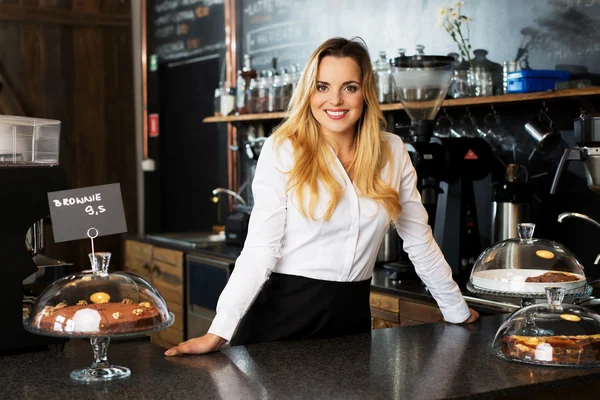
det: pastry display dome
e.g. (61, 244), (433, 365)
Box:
(24, 252), (173, 337)
(23, 251), (174, 383)
(469, 223), (587, 295)
(492, 287), (600, 367)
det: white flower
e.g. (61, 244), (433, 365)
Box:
(455, 1), (465, 7)
(449, 10), (459, 21)
(438, 7), (452, 18)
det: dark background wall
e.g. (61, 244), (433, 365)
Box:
(0, 0), (136, 271)
(145, 0), (229, 234)
(239, 0), (600, 76)
(147, 0), (600, 275)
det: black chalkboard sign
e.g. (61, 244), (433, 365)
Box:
(47, 183), (128, 243)
(152, 0), (227, 62)
(239, 0), (600, 78)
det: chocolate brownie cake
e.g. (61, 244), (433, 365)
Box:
(33, 300), (162, 334)
(525, 271), (581, 283)
(501, 334), (600, 364)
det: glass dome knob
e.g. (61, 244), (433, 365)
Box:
(546, 286), (566, 309)
(89, 252), (111, 276)
(517, 223), (535, 244)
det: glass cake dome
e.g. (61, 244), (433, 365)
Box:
(492, 287), (600, 367)
(23, 252), (174, 382)
(469, 223), (587, 295)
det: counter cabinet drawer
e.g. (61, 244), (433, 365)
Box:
(153, 247), (183, 267)
(125, 240), (153, 262)
(370, 290), (444, 328)
(369, 292), (400, 313)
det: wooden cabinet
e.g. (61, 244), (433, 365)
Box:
(370, 290), (443, 329)
(124, 239), (185, 349)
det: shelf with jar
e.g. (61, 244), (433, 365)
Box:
(203, 86), (600, 124)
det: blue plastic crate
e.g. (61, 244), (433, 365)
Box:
(507, 70), (570, 93)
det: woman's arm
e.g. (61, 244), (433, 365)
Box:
(166, 138), (289, 356)
(393, 138), (476, 324)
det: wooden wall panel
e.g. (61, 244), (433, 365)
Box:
(20, 22), (45, 115)
(0, 0), (135, 271)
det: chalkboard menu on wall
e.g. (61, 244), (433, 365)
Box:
(153, 0), (226, 62)
(239, 0), (600, 76)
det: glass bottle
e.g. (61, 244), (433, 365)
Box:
(392, 48), (406, 102)
(280, 68), (293, 110)
(238, 54), (257, 114)
(257, 70), (269, 113)
(269, 69), (283, 112)
(246, 73), (259, 114)
(214, 82), (222, 116)
(374, 51), (392, 104)
(235, 70), (247, 114)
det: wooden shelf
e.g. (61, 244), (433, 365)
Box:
(203, 86), (600, 123)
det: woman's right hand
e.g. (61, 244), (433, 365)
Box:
(164, 333), (226, 356)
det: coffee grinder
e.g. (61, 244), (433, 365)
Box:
(391, 54), (493, 283)
(0, 116), (71, 353)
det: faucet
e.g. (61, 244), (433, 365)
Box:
(558, 212), (600, 264)
(212, 188), (247, 206)
(557, 212), (600, 230)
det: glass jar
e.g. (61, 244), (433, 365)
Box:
(449, 70), (470, 98)
(492, 287), (600, 367)
(471, 67), (494, 97)
(502, 61), (520, 94)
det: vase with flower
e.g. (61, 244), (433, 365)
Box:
(437, 1), (476, 97)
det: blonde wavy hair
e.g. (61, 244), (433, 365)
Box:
(272, 37), (402, 221)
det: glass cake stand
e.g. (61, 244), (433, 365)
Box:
(491, 287), (600, 367)
(23, 252), (174, 382)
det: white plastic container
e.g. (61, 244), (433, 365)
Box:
(0, 115), (60, 165)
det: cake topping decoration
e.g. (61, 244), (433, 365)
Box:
(90, 292), (111, 304)
(112, 312), (123, 320)
(132, 308), (145, 316)
(139, 302), (152, 309)
(121, 298), (133, 304)
(41, 306), (55, 316)
(77, 300), (88, 306)
(55, 301), (68, 309)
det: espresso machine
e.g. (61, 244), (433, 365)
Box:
(551, 113), (600, 195)
(391, 53), (493, 283)
(0, 116), (71, 353)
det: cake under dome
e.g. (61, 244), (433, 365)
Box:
(492, 287), (600, 367)
(23, 252), (174, 382)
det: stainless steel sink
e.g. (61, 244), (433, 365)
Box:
(146, 232), (226, 248)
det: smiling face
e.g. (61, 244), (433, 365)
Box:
(310, 56), (364, 139)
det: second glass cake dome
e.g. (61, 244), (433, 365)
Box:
(469, 223), (587, 294)
(492, 287), (600, 367)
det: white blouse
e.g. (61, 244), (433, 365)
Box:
(208, 132), (470, 341)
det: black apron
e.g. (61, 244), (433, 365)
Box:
(230, 272), (372, 346)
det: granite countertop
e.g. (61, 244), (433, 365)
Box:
(3, 315), (600, 399)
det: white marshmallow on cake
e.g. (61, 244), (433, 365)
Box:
(72, 309), (102, 332)
(535, 343), (553, 362)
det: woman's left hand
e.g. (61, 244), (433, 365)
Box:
(461, 308), (480, 324)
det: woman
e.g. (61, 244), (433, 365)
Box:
(165, 37), (479, 356)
